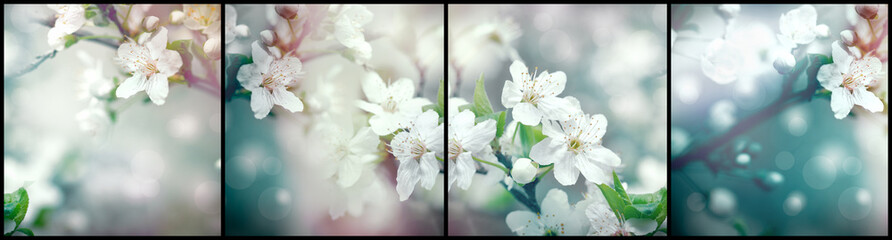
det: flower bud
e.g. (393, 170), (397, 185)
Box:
(234, 25), (249, 37)
(260, 30), (277, 46)
(815, 24), (830, 38)
(143, 16), (159, 32)
(716, 4), (741, 19)
(275, 5), (300, 20)
(170, 10), (185, 25)
(855, 4), (878, 20)
(773, 52), (796, 74)
(511, 158), (538, 184)
(203, 37), (221, 60)
(840, 30), (856, 46)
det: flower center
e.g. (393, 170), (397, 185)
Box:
(382, 97), (399, 113)
(135, 58), (160, 77)
(448, 137), (462, 160)
(410, 137), (427, 160)
(568, 138), (583, 154)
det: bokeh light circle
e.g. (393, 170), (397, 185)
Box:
(838, 187), (871, 220)
(802, 156), (836, 190)
(258, 187), (292, 221)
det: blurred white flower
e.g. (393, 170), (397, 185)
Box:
(330, 4), (373, 64)
(716, 4), (741, 20)
(451, 17), (521, 67)
(840, 30), (856, 46)
(315, 115), (380, 188)
(75, 98), (110, 136)
(506, 188), (587, 236)
(328, 168), (387, 220)
(447, 110), (496, 191)
(777, 5), (818, 50)
(511, 158), (537, 184)
(76, 51), (114, 100)
(169, 10), (185, 25)
(115, 27), (183, 105)
(585, 191), (658, 236)
(224, 5), (249, 44)
(304, 64), (346, 118)
(818, 41), (884, 119)
(46, 4), (86, 51)
(501, 60), (574, 126)
(237, 41), (304, 119)
(391, 110), (443, 201)
(773, 52), (797, 74)
(815, 24), (830, 38)
(498, 120), (524, 157)
(530, 113), (620, 185)
(183, 4), (221, 35)
(701, 38), (743, 85)
(357, 72), (431, 136)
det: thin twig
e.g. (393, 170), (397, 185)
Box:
(4, 50), (57, 79)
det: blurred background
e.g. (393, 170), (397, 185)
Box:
(671, 4), (888, 235)
(223, 4), (444, 235)
(4, 4), (221, 235)
(447, 4), (668, 235)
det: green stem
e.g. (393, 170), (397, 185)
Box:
(536, 164), (554, 181)
(79, 35), (123, 41)
(435, 156), (444, 162)
(122, 5), (133, 35)
(472, 156), (509, 174)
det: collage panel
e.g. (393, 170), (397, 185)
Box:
(447, 4), (669, 236)
(670, 4), (887, 235)
(223, 4), (445, 235)
(4, 4), (222, 235)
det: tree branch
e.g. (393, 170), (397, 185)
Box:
(4, 50), (57, 79)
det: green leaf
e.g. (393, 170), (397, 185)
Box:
(623, 205), (642, 219)
(612, 171), (630, 204)
(732, 218), (748, 236)
(33, 207), (54, 228)
(470, 73), (494, 117)
(517, 124), (543, 157)
(14, 228), (34, 236)
(597, 183), (627, 221)
(436, 79), (445, 112)
(85, 10), (96, 19)
(495, 111), (507, 138)
(4, 187), (29, 229)
(64, 34), (78, 48)
(224, 54), (251, 101)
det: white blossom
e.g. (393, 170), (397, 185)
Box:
(777, 5), (818, 50)
(115, 27), (183, 105)
(447, 110), (496, 191)
(330, 4), (373, 64)
(46, 5), (86, 51)
(529, 113), (621, 185)
(511, 158), (537, 184)
(75, 98), (110, 136)
(315, 115), (380, 188)
(357, 72), (431, 136)
(506, 189), (587, 236)
(585, 190), (658, 236)
(224, 5), (249, 44)
(236, 41), (304, 119)
(391, 110), (443, 201)
(501, 60), (575, 126)
(817, 41), (885, 119)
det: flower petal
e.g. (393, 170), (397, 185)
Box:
(419, 152), (438, 190)
(116, 73), (147, 99)
(237, 63), (262, 90)
(414, 110), (440, 135)
(625, 218), (658, 236)
(251, 41), (272, 74)
(541, 188), (571, 217)
(529, 137), (565, 166)
(553, 156), (580, 186)
(147, 27), (169, 60)
(250, 89), (274, 119)
(461, 119), (496, 153)
(509, 60), (528, 83)
(272, 87), (304, 112)
(369, 113), (399, 135)
(451, 110), (476, 138)
(348, 127), (380, 155)
(396, 156), (421, 201)
(539, 71), (566, 97)
(389, 78), (416, 102)
(146, 74), (169, 105)
(585, 145), (621, 167)
(501, 80), (522, 108)
(853, 87), (884, 112)
(157, 49), (183, 76)
(830, 87), (855, 119)
(816, 64), (842, 90)
(831, 41), (852, 74)
(537, 96), (573, 122)
(356, 100), (384, 115)
(455, 152), (476, 190)
(336, 159), (361, 188)
(574, 154), (610, 184)
(513, 102), (542, 126)
(506, 211), (543, 236)
(362, 72), (386, 103)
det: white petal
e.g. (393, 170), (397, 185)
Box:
(501, 80), (522, 108)
(539, 71), (566, 97)
(585, 145), (621, 167)
(537, 96), (573, 122)
(147, 27), (169, 60)
(396, 157), (421, 201)
(553, 157), (580, 186)
(46, 27), (67, 51)
(251, 41), (272, 74)
(817, 64), (842, 90)
(853, 87), (884, 112)
(389, 78), (416, 102)
(272, 87), (304, 112)
(336, 160), (361, 188)
(529, 137), (565, 166)
(831, 41), (852, 74)
(356, 100), (384, 115)
(369, 113), (399, 136)
(509, 60), (528, 83)
(116, 73), (147, 99)
(451, 110), (476, 138)
(506, 211), (543, 236)
(541, 188), (571, 217)
(455, 152), (476, 190)
(625, 218), (658, 236)
(427, 124), (445, 154)
(348, 127), (380, 155)
(513, 102), (542, 126)
(396, 98), (431, 116)
(461, 119), (496, 153)
(574, 154), (609, 184)
(830, 88), (855, 119)
(362, 72), (386, 103)
(414, 110), (440, 135)
(447, 159), (457, 191)
(334, 17), (364, 48)
(418, 153), (439, 190)
(541, 120), (566, 139)
(250, 89), (274, 119)
(146, 74), (169, 105)
(236, 63), (262, 90)
(157, 49), (183, 76)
